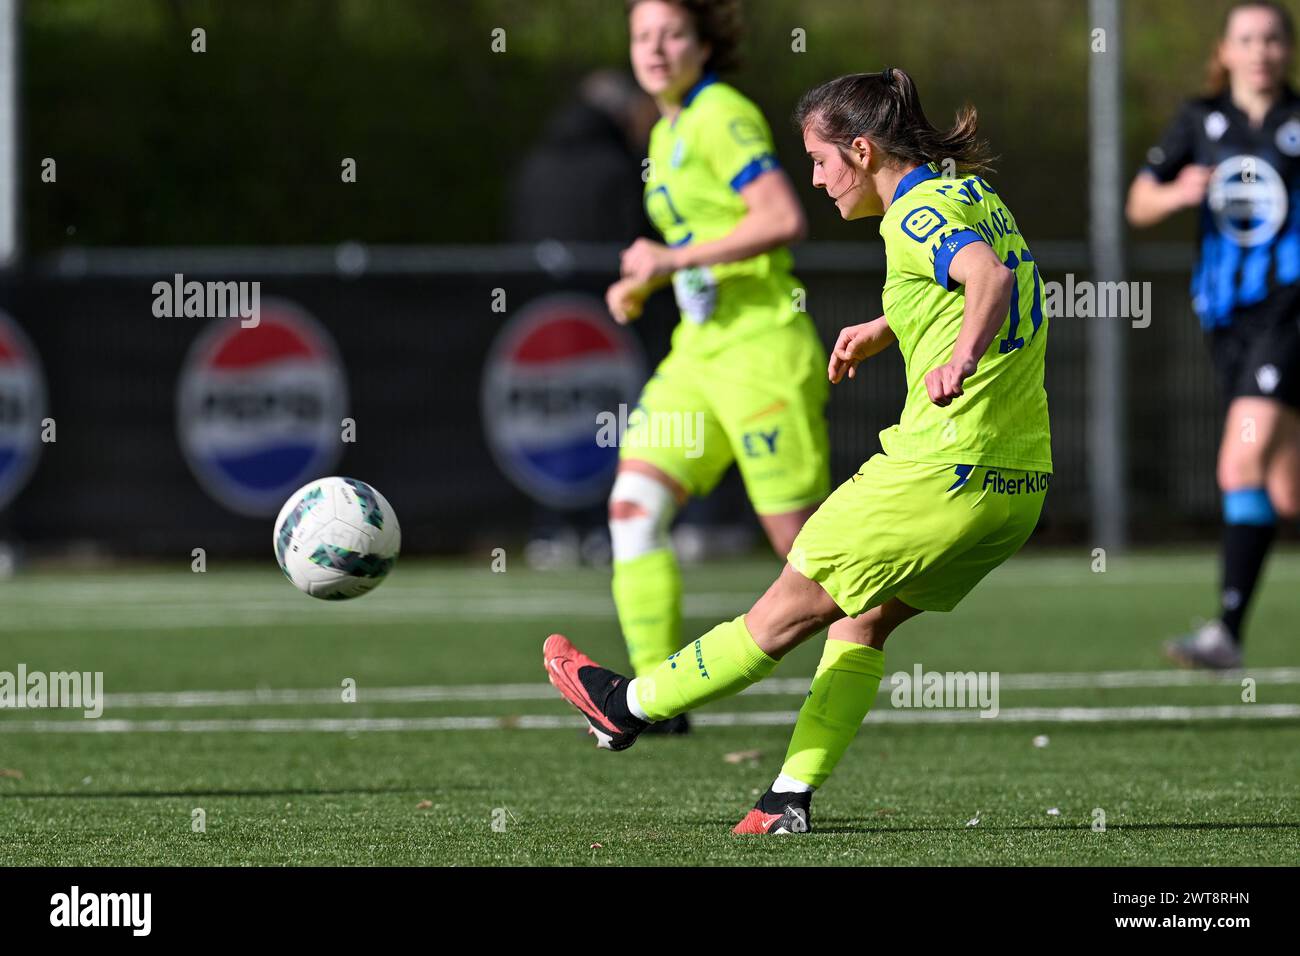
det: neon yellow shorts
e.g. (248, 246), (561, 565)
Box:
(789, 454), (1050, 615)
(621, 316), (830, 515)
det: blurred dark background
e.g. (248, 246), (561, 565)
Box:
(23, 0), (1227, 250)
(0, 0), (1277, 559)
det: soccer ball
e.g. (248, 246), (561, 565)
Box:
(273, 476), (401, 600)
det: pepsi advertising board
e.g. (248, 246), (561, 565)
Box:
(177, 300), (348, 516)
(481, 294), (645, 509)
(0, 310), (46, 512)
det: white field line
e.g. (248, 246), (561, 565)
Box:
(0, 594), (754, 630)
(83, 667), (1300, 709)
(3, 558), (1300, 632)
(5, 555), (1297, 599)
(1, 704), (1299, 734)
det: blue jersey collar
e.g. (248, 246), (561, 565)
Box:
(893, 163), (940, 204)
(681, 71), (718, 109)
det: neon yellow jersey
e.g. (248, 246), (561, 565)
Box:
(877, 163), (1052, 472)
(644, 73), (802, 355)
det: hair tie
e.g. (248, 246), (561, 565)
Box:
(881, 66), (894, 82)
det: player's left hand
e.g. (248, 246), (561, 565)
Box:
(924, 358), (977, 407)
(620, 238), (679, 284)
(828, 323), (875, 383)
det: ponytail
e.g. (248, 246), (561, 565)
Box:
(794, 68), (996, 176)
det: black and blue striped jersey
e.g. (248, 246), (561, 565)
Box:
(1144, 88), (1300, 328)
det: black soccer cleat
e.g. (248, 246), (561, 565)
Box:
(641, 713), (691, 736)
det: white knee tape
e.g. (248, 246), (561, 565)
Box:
(609, 471), (678, 561)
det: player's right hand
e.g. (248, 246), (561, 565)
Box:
(1172, 164), (1212, 209)
(828, 322), (876, 383)
(605, 277), (647, 325)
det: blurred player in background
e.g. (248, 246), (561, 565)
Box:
(508, 70), (658, 570)
(1128, 0), (1300, 669)
(509, 70), (657, 246)
(546, 68), (1051, 833)
(606, 0), (830, 731)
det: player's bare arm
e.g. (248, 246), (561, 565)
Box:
(605, 273), (671, 324)
(924, 240), (1014, 407)
(1125, 164), (1212, 228)
(828, 314), (895, 383)
(618, 170), (806, 285)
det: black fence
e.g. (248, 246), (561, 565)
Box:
(0, 243), (1239, 558)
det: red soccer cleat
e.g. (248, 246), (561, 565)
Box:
(732, 792), (812, 834)
(543, 634), (646, 751)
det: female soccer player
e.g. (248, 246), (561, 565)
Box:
(546, 68), (1051, 834)
(1128, 0), (1300, 669)
(605, 0), (831, 729)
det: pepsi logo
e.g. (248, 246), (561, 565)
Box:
(177, 300), (347, 516)
(0, 310), (46, 512)
(482, 294), (644, 508)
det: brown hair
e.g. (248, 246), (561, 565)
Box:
(625, 0), (743, 74)
(794, 68), (996, 176)
(1204, 1), (1295, 95)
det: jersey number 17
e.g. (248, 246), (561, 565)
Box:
(998, 248), (1044, 354)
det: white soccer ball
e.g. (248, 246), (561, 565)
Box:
(273, 476), (401, 600)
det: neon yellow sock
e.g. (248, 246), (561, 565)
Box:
(634, 615), (777, 721)
(779, 639), (885, 788)
(612, 549), (682, 676)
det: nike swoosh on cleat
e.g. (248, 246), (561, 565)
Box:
(545, 655), (621, 736)
(733, 806), (809, 835)
(732, 809), (782, 835)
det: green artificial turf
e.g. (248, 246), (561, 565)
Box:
(1, 551), (1297, 865)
